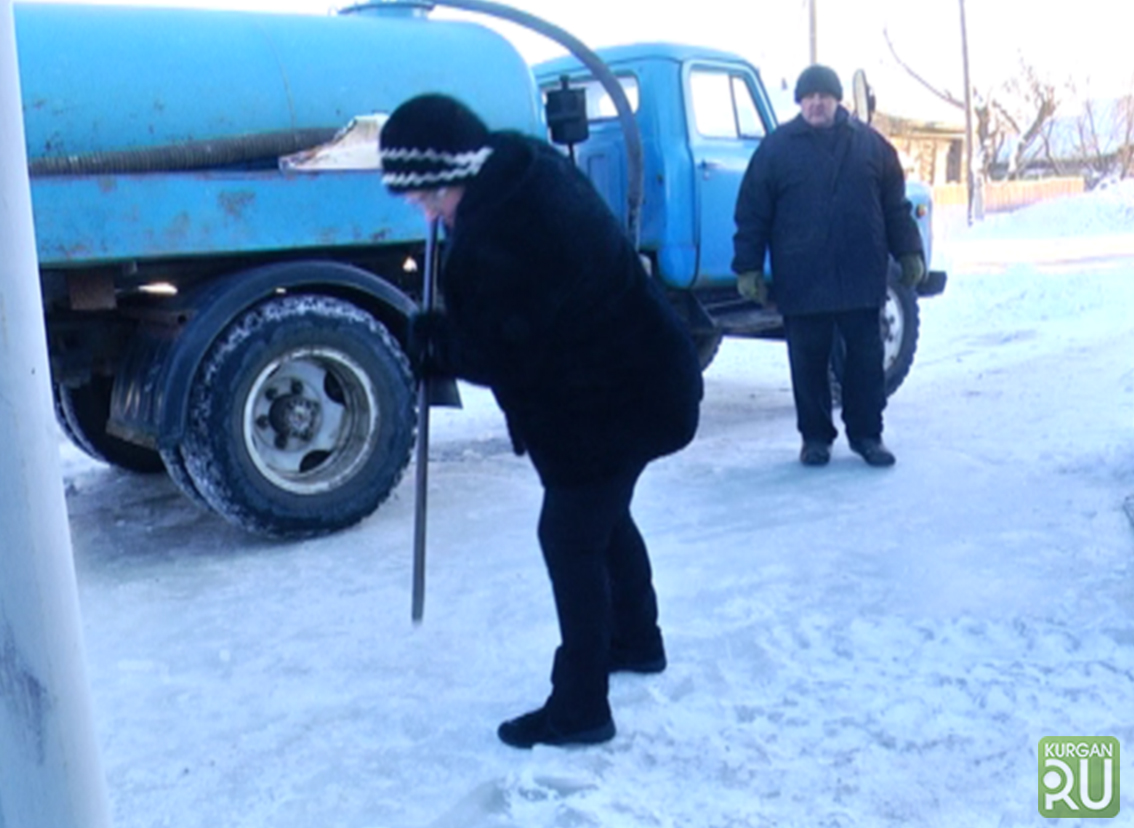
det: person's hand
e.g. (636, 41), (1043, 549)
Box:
(898, 254), (926, 288)
(736, 271), (769, 304)
(405, 310), (444, 378)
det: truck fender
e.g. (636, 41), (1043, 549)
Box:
(110, 260), (438, 451)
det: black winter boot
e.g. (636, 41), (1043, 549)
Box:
(609, 649), (667, 675)
(799, 441), (831, 467)
(497, 705), (616, 749)
(849, 438), (896, 467)
(609, 629), (666, 675)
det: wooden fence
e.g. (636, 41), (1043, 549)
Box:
(931, 177), (1085, 212)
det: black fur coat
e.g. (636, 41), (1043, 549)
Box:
(427, 132), (703, 487)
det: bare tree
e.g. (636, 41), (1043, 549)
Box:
(1036, 116), (1070, 178)
(1074, 94), (1108, 183)
(1119, 93), (1134, 180)
(1067, 81), (1134, 186)
(883, 28), (1060, 182)
(989, 57), (1059, 179)
(882, 27), (964, 110)
(1104, 76), (1134, 181)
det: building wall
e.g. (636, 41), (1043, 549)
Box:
(873, 112), (966, 185)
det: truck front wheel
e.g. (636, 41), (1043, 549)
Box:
(177, 295), (415, 538)
(878, 275), (920, 396)
(830, 268), (920, 401)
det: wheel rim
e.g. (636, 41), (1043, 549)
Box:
(881, 287), (905, 372)
(243, 347), (379, 495)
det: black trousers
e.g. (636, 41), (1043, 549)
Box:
(783, 308), (886, 445)
(536, 463), (662, 728)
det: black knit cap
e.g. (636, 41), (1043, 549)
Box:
(794, 65), (843, 103)
(379, 94), (492, 193)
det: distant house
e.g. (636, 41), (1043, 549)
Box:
(871, 111), (966, 185)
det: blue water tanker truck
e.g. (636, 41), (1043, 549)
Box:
(15, 1), (944, 538)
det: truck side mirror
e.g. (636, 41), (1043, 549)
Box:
(852, 69), (876, 124)
(545, 76), (589, 147)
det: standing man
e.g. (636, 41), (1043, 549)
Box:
(733, 65), (926, 467)
(380, 95), (703, 749)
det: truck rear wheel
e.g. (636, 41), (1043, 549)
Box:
(830, 267), (920, 402)
(159, 445), (212, 511)
(54, 377), (166, 473)
(177, 295), (415, 538)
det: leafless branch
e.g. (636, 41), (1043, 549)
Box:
(882, 27), (965, 110)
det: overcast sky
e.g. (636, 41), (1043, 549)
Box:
(19, 0), (1134, 121)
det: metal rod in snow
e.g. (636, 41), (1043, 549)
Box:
(411, 218), (441, 623)
(0, 3), (112, 825)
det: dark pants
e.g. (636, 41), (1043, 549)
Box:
(784, 308), (886, 445)
(536, 464), (662, 729)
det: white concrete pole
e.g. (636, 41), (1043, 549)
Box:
(0, 3), (113, 827)
(807, 0), (817, 64)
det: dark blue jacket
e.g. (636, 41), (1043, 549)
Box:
(428, 132), (703, 487)
(732, 107), (923, 315)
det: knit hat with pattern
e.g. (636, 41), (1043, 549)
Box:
(379, 94), (492, 193)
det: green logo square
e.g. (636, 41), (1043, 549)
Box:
(1039, 737), (1121, 818)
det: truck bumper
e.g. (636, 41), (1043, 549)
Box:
(917, 270), (948, 298)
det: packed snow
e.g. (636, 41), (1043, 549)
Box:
(60, 182), (1134, 827)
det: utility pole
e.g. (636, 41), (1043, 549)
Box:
(959, 0), (976, 225)
(808, 0), (817, 64)
(0, 2), (113, 826)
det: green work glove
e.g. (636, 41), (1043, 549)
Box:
(736, 271), (769, 304)
(898, 254), (926, 287)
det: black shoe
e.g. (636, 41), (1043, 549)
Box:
(609, 650), (667, 675)
(799, 441), (831, 467)
(497, 706), (616, 749)
(849, 438), (896, 467)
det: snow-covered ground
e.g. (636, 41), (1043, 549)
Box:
(61, 181), (1134, 827)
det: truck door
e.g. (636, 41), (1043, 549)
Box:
(685, 64), (774, 286)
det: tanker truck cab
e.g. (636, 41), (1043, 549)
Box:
(535, 44), (945, 389)
(537, 44), (777, 290)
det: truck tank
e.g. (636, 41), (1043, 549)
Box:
(17, 2), (546, 264)
(15, 2), (542, 167)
